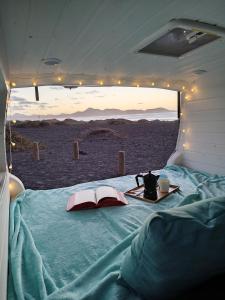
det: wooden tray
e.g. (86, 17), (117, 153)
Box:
(125, 184), (179, 203)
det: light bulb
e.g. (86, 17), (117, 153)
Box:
(185, 95), (190, 100)
(32, 81), (37, 86)
(11, 82), (16, 87)
(151, 82), (155, 86)
(167, 83), (170, 88)
(57, 76), (62, 82)
(99, 80), (104, 86)
(11, 142), (16, 147)
(9, 164), (12, 170)
(182, 129), (186, 133)
(136, 84), (140, 88)
(182, 86), (185, 90)
(79, 81), (82, 86)
(180, 112), (183, 117)
(191, 86), (198, 93)
(12, 120), (17, 124)
(183, 143), (190, 150)
(117, 80), (121, 85)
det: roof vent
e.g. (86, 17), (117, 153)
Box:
(136, 19), (225, 58)
(42, 58), (62, 66)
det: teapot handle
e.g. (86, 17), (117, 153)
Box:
(135, 174), (143, 187)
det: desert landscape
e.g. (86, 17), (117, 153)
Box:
(7, 119), (179, 189)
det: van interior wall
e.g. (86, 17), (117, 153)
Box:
(177, 69), (225, 175)
(0, 75), (7, 172)
(0, 72), (10, 300)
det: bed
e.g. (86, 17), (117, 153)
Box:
(8, 165), (225, 300)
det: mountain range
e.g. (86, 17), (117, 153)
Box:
(10, 107), (175, 121)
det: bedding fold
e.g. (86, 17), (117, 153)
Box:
(8, 165), (225, 299)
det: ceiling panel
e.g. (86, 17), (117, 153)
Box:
(0, 0), (225, 88)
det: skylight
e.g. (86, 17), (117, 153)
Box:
(138, 27), (219, 58)
(136, 19), (224, 58)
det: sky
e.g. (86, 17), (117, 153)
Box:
(9, 86), (177, 116)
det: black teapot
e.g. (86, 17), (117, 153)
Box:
(135, 171), (159, 200)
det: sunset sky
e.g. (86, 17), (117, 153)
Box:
(10, 86), (177, 116)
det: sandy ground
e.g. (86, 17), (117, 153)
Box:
(8, 119), (179, 189)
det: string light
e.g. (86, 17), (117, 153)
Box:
(6, 98), (11, 106)
(185, 95), (190, 100)
(117, 80), (121, 85)
(9, 182), (13, 190)
(79, 81), (82, 86)
(166, 83), (170, 88)
(5, 80), (10, 89)
(183, 143), (190, 150)
(11, 82), (16, 87)
(136, 84), (140, 88)
(180, 112), (183, 117)
(12, 120), (17, 124)
(99, 80), (104, 86)
(182, 86), (186, 90)
(191, 86), (198, 93)
(57, 76), (62, 82)
(11, 142), (16, 147)
(151, 82), (155, 86)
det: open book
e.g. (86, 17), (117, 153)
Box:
(66, 186), (128, 211)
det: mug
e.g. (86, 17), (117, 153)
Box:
(158, 178), (170, 193)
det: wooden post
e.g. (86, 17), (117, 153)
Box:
(118, 151), (125, 176)
(32, 142), (40, 160)
(73, 141), (79, 160)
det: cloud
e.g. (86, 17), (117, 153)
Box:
(12, 106), (27, 111)
(12, 96), (51, 109)
(49, 86), (63, 90)
(50, 105), (57, 108)
(73, 89), (101, 95)
(11, 89), (19, 94)
(40, 104), (48, 109)
(84, 90), (101, 95)
(11, 96), (28, 104)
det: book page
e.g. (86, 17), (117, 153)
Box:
(74, 189), (97, 205)
(95, 186), (118, 203)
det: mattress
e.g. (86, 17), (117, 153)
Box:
(8, 165), (225, 300)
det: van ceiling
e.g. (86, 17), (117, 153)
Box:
(0, 0), (225, 88)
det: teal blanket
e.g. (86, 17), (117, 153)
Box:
(8, 165), (225, 300)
